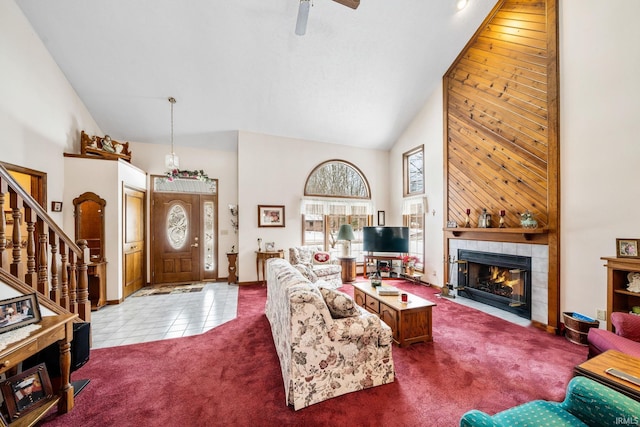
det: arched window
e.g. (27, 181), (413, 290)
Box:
(301, 160), (372, 262)
(305, 160), (370, 198)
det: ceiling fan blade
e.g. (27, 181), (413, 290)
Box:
(295, 0), (310, 36)
(332, 0), (360, 9)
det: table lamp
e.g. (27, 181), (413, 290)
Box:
(337, 224), (355, 257)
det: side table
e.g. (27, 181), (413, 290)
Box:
(227, 252), (238, 284)
(574, 349), (640, 401)
(338, 256), (357, 282)
(255, 250), (284, 284)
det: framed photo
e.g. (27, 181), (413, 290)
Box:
(258, 205), (285, 227)
(3, 211), (12, 226)
(377, 210), (385, 226)
(0, 293), (41, 335)
(446, 220), (458, 228)
(616, 238), (640, 258)
(51, 201), (63, 212)
(264, 241), (275, 252)
(1, 363), (54, 421)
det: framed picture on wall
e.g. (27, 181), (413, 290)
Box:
(51, 201), (63, 212)
(616, 238), (640, 258)
(258, 205), (285, 227)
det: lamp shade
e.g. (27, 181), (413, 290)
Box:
(337, 224), (355, 241)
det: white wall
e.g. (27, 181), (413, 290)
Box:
(390, 85), (445, 286)
(558, 0), (640, 326)
(237, 131), (389, 282)
(0, 0), (102, 226)
(390, 0), (640, 327)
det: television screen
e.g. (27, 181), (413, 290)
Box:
(363, 226), (409, 253)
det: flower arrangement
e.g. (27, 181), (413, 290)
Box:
(166, 169), (209, 182)
(400, 255), (419, 265)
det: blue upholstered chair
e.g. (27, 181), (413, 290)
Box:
(460, 376), (640, 426)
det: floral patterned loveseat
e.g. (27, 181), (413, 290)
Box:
(289, 246), (342, 288)
(265, 258), (395, 410)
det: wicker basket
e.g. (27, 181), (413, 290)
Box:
(562, 312), (599, 345)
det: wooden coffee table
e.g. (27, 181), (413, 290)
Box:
(574, 350), (640, 401)
(352, 281), (436, 347)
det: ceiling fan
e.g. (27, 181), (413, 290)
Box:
(295, 0), (360, 36)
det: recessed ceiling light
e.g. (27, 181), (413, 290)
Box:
(456, 0), (469, 11)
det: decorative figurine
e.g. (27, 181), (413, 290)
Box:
(464, 209), (471, 228)
(499, 210), (506, 228)
(478, 208), (491, 228)
(520, 211), (538, 229)
(627, 272), (640, 293)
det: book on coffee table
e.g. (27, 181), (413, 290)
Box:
(377, 286), (400, 296)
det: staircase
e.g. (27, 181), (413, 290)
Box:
(0, 163), (90, 323)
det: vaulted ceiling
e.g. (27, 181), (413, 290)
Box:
(16, 0), (497, 151)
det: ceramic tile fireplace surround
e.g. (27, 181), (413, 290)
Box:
(448, 239), (549, 324)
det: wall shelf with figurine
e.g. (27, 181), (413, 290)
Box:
(64, 131), (132, 162)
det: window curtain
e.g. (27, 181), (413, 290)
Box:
(402, 196), (427, 215)
(300, 197), (373, 216)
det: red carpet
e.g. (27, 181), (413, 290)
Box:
(40, 280), (587, 427)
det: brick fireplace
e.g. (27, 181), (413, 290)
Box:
(448, 239), (549, 325)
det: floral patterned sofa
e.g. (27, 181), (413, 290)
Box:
(265, 258), (395, 410)
(289, 246), (342, 288)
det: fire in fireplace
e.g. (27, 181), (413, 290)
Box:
(457, 249), (532, 319)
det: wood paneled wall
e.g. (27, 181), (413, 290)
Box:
(444, 0), (560, 331)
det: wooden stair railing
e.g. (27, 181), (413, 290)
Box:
(0, 163), (90, 323)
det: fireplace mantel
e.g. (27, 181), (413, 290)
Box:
(444, 227), (549, 244)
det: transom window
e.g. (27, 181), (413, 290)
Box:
(305, 160), (370, 199)
(403, 145), (424, 196)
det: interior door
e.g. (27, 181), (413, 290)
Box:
(123, 186), (146, 298)
(152, 193), (201, 285)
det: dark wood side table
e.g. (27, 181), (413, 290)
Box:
(255, 250), (284, 284)
(227, 252), (238, 284)
(88, 261), (107, 311)
(338, 256), (357, 282)
(574, 349), (640, 401)
(0, 313), (78, 424)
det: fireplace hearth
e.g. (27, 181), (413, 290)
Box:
(457, 249), (532, 319)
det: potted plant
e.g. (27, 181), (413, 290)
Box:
(400, 255), (419, 275)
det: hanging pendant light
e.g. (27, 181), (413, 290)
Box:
(295, 0), (311, 36)
(165, 97), (180, 171)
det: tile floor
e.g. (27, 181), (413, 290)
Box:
(445, 290), (532, 327)
(90, 282), (238, 349)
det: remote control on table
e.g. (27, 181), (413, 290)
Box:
(605, 368), (640, 387)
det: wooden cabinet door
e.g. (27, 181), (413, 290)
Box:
(123, 187), (145, 298)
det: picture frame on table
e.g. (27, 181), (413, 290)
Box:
(0, 293), (41, 335)
(616, 238), (640, 258)
(0, 363), (54, 422)
(264, 241), (276, 252)
(377, 210), (385, 226)
(258, 205), (285, 227)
